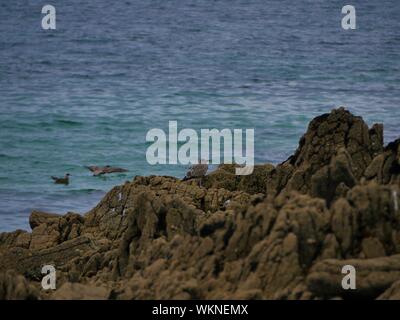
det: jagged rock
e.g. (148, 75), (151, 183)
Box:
(203, 164), (239, 191)
(365, 139), (400, 184)
(116, 235), (220, 299)
(223, 192), (330, 299)
(204, 164), (274, 195)
(0, 236), (97, 279)
(330, 181), (400, 258)
(84, 183), (133, 240)
(310, 148), (356, 205)
(307, 255), (400, 298)
(29, 211), (84, 250)
(113, 190), (204, 277)
(51, 282), (110, 300)
(0, 270), (39, 300)
(268, 107), (384, 201)
(84, 175), (252, 243)
(378, 280), (400, 300)
(30, 224), (60, 250)
(0, 230), (31, 250)
(237, 164), (275, 194)
(266, 162), (294, 196)
(29, 211), (60, 229)
(0, 107), (398, 300)
(361, 237), (386, 259)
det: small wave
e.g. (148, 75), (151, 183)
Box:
(54, 119), (84, 127)
(0, 154), (18, 160)
(64, 188), (104, 194)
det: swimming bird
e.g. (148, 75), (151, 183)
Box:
(85, 165), (128, 176)
(51, 173), (70, 185)
(182, 160), (208, 181)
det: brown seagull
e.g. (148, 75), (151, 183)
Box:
(182, 160), (208, 181)
(51, 173), (70, 185)
(85, 165), (128, 176)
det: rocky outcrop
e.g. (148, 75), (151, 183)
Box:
(0, 270), (38, 300)
(51, 283), (110, 300)
(364, 139), (400, 185)
(28, 211), (84, 250)
(378, 280), (400, 299)
(307, 255), (400, 299)
(267, 107), (384, 203)
(0, 107), (399, 300)
(0, 236), (97, 279)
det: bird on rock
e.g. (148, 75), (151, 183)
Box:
(182, 160), (208, 181)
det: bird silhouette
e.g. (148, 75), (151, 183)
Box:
(51, 173), (70, 185)
(182, 160), (208, 181)
(85, 165), (128, 176)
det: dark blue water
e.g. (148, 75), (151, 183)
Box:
(1, 0), (399, 232)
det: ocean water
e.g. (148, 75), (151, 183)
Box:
(0, 0), (399, 232)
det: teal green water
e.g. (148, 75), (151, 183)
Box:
(0, 1), (399, 231)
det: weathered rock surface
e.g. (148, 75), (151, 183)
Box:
(28, 211), (84, 250)
(266, 107), (384, 203)
(365, 139), (400, 185)
(0, 107), (399, 300)
(307, 255), (400, 298)
(0, 270), (38, 300)
(378, 280), (400, 300)
(0, 236), (98, 279)
(51, 283), (110, 300)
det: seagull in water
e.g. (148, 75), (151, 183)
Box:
(51, 173), (70, 185)
(182, 160), (208, 182)
(85, 165), (128, 176)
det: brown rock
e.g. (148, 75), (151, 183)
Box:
(269, 107), (383, 199)
(1, 108), (399, 300)
(307, 255), (400, 299)
(0, 270), (39, 300)
(378, 280), (400, 300)
(51, 282), (110, 300)
(364, 139), (400, 184)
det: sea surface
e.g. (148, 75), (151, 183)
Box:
(0, 0), (399, 232)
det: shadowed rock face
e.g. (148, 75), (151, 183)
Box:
(0, 107), (400, 300)
(266, 107), (384, 201)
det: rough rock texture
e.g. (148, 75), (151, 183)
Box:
(266, 107), (384, 202)
(307, 255), (400, 298)
(28, 211), (84, 250)
(364, 139), (400, 185)
(378, 280), (400, 300)
(0, 107), (399, 300)
(51, 283), (110, 300)
(0, 270), (38, 300)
